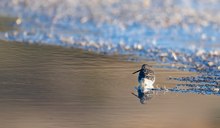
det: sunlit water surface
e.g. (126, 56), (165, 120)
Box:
(0, 1), (220, 127)
(0, 41), (220, 128)
(0, 0), (220, 86)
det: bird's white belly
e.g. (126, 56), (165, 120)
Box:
(138, 78), (155, 93)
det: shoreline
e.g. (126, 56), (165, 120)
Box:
(0, 39), (219, 128)
(0, 15), (220, 128)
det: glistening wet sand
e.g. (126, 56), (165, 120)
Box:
(0, 41), (219, 128)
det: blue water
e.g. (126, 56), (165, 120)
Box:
(1, 0), (220, 50)
(0, 0), (220, 91)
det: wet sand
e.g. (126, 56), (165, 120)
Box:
(0, 40), (219, 128)
(0, 15), (220, 128)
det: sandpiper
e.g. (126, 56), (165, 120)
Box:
(133, 64), (155, 93)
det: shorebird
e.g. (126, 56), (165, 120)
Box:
(132, 64), (155, 100)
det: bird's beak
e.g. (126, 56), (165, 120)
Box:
(132, 69), (141, 74)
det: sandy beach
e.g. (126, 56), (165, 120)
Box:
(0, 39), (219, 128)
(2, 0), (220, 121)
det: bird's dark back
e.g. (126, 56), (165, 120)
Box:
(138, 67), (155, 82)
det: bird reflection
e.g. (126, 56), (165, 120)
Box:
(131, 90), (153, 104)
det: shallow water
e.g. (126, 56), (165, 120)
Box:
(0, 41), (220, 128)
(0, 1), (220, 84)
(0, 1), (220, 127)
